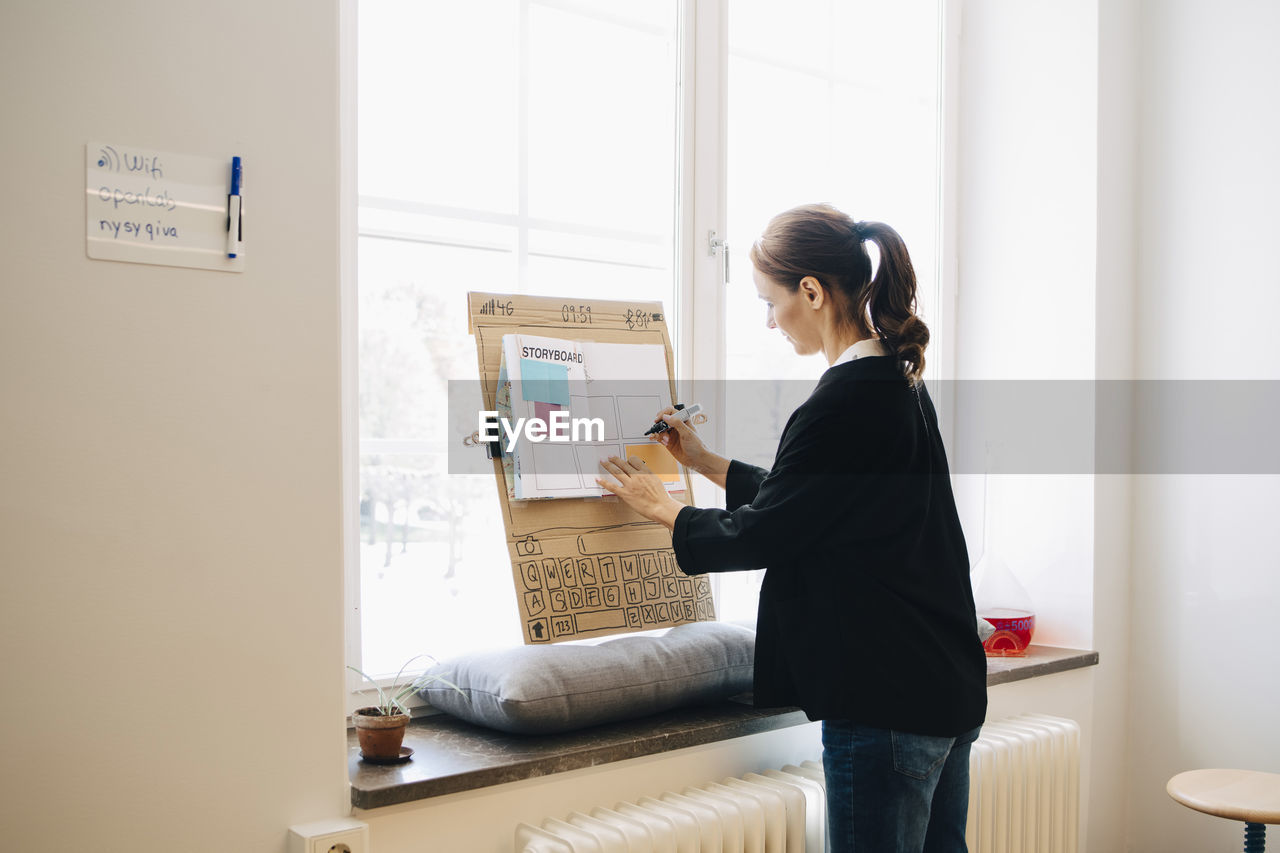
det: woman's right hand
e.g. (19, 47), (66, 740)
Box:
(650, 406), (709, 470)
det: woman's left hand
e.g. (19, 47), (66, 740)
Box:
(596, 456), (683, 530)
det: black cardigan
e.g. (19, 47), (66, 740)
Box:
(672, 355), (987, 736)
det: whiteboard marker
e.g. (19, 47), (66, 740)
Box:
(226, 156), (242, 258)
(644, 403), (702, 436)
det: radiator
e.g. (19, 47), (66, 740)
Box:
(967, 714), (1081, 853)
(515, 713), (1080, 853)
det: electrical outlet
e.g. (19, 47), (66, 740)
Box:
(287, 818), (369, 853)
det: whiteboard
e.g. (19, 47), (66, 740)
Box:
(85, 142), (245, 272)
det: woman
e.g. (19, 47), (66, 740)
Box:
(597, 203), (987, 852)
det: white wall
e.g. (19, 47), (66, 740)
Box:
(952, 0), (1099, 385)
(1091, 0), (1140, 848)
(953, 3), (1131, 851)
(0, 3), (349, 850)
(1128, 1), (1280, 850)
(955, 6), (1280, 852)
(952, 0), (1099, 654)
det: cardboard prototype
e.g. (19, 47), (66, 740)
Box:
(467, 292), (716, 644)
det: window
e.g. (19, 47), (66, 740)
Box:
(347, 0), (948, 690)
(717, 1), (946, 621)
(353, 0), (682, 681)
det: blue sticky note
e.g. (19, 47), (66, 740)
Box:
(520, 359), (570, 405)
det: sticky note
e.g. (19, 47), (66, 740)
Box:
(622, 443), (682, 485)
(520, 359), (570, 405)
(533, 401), (562, 424)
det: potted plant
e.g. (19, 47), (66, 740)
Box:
(347, 655), (463, 762)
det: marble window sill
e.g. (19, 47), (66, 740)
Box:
(349, 644), (1098, 810)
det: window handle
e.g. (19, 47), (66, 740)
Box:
(708, 230), (729, 284)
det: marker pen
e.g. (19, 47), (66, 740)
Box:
(644, 403), (702, 436)
(226, 156), (242, 258)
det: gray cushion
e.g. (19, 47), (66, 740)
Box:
(418, 621), (755, 734)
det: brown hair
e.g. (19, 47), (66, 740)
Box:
(748, 203), (930, 383)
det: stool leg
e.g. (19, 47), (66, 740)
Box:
(1244, 822), (1266, 853)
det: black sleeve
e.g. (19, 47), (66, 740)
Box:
(725, 459), (768, 510)
(672, 409), (854, 574)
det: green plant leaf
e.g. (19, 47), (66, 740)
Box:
(347, 654), (466, 717)
(347, 664), (394, 715)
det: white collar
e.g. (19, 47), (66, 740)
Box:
(830, 338), (887, 367)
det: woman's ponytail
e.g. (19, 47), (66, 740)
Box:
(858, 221), (929, 384)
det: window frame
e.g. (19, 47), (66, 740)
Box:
(340, 0), (364, 711)
(340, 0), (960, 715)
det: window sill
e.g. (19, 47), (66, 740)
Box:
(349, 644), (1098, 810)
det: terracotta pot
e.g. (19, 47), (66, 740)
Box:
(353, 707), (409, 760)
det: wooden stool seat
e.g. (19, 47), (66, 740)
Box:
(1168, 769), (1280, 852)
(1168, 770), (1280, 825)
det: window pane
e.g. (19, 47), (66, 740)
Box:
(358, 0), (680, 674)
(725, 0), (942, 430)
(358, 237), (521, 671)
(720, 0), (943, 624)
(359, 455), (518, 673)
(358, 238), (508, 441)
(527, 4), (678, 233)
(359, 1), (518, 211)
(526, 245), (670, 304)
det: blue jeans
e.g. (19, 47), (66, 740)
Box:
(822, 720), (982, 853)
